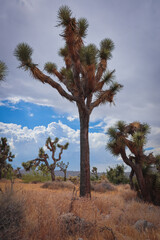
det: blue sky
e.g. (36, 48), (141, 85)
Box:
(0, 0), (160, 172)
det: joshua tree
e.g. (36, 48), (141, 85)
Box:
(57, 161), (69, 181)
(22, 137), (69, 181)
(91, 166), (98, 180)
(0, 61), (7, 82)
(0, 137), (15, 179)
(14, 6), (122, 197)
(106, 121), (160, 204)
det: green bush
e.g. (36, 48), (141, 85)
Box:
(22, 171), (51, 183)
(106, 164), (129, 185)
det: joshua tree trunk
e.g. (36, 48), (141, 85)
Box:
(51, 168), (56, 181)
(64, 170), (67, 181)
(79, 108), (91, 197)
(134, 163), (152, 202)
(129, 168), (134, 190)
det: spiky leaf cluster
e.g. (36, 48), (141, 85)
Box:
(116, 121), (126, 133)
(77, 18), (89, 38)
(14, 43), (33, 67)
(103, 70), (115, 85)
(109, 82), (123, 94)
(58, 46), (68, 57)
(44, 62), (57, 74)
(22, 161), (34, 171)
(57, 5), (72, 26)
(99, 38), (115, 59)
(80, 44), (98, 65)
(0, 61), (7, 81)
(60, 67), (74, 83)
(38, 147), (46, 158)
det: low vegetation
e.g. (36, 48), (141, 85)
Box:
(0, 179), (160, 240)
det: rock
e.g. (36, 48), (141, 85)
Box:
(58, 213), (117, 239)
(134, 219), (156, 232)
(58, 213), (93, 236)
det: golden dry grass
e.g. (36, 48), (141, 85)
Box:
(0, 179), (160, 240)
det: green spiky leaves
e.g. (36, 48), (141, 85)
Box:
(39, 147), (45, 158)
(80, 44), (98, 65)
(14, 43), (33, 69)
(77, 18), (89, 38)
(58, 46), (68, 57)
(44, 62), (57, 74)
(109, 82), (123, 94)
(132, 132), (146, 148)
(0, 61), (7, 81)
(103, 70), (115, 85)
(100, 38), (115, 60)
(60, 67), (74, 84)
(57, 5), (72, 26)
(116, 121), (126, 133)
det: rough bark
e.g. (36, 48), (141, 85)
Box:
(129, 168), (134, 190)
(64, 171), (67, 181)
(134, 163), (152, 202)
(79, 109), (91, 197)
(51, 168), (56, 181)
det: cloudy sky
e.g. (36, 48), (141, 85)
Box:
(0, 0), (160, 172)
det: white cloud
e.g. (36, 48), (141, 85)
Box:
(67, 115), (78, 122)
(29, 113), (34, 117)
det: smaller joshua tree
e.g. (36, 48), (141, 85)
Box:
(22, 137), (69, 181)
(0, 137), (15, 179)
(106, 121), (160, 205)
(57, 161), (69, 181)
(91, 167), (98, 180)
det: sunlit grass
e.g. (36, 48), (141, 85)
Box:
(0, 179), (160, 240)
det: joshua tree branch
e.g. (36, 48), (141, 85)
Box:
(90, 90), (113, 112)
(120, 150), (135, 170)
(29, 65), (76, 102)
(95, 59), (107, 82)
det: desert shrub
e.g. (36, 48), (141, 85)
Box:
(41, 181), (74, 190)
(68, 176), (79, 185)
(92, 180), (116, 193)
(56, 176), (64, 181)
(22, 171), (51, 183)
(0, 189), (25, 240)
(106, 164), (129, 185)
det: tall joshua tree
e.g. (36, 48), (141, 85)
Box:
(14, 6), (122, 197)
(106, 121), (160, 203)
(22, 137), (69, 181)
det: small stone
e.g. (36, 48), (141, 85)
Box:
(134, 219), (156, 232)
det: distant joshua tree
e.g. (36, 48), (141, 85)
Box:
(57, 161), (69, 181)
(22, 137), (69, 181)
(0, 137), (15, 179)
(106, 121), (160, 204)
(91, 167), (98, 180)
(14, 6), (122, 197)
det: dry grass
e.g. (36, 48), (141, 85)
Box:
(0, 179), (160, 240)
